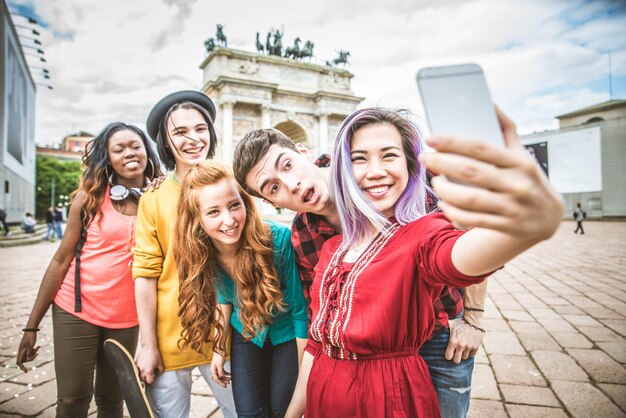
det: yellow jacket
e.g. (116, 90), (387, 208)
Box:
(133, 175), (214, 370)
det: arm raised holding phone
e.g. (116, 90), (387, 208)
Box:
(417, 64), (563, 361)
(420, 107), (564, 276)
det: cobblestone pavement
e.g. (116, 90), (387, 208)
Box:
(0, 221), (624, 417)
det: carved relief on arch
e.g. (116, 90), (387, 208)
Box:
(233, 57), (259, 75)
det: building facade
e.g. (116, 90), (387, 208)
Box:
(35, 146), (82, 162)
(521, 100), (626, 218)
(62, 131), (93, 154)
(200, 47), (363, 163)
(1, 0), (37, 222)
(35, 131), (93, 162)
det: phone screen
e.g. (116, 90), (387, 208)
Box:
(417, 64), (503, 147)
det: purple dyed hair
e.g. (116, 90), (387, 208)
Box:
(331, 108), (432, 249)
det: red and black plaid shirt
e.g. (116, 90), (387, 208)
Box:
(290, 154), (464, 335)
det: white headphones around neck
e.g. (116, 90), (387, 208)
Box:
(109, 175), (148, 204)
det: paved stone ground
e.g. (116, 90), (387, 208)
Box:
(0, 220), (624, 417)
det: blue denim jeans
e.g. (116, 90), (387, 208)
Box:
(230, 329), (298, 418)
(46, 222), (55, 240)
(419, 327), (474, 418)
(55, 221), (64, 239)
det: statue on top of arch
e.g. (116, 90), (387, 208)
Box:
(216, 24), (227, 47)
(256, 29), (314, 61)
(326, 50), (350, 67)
(204, 24), (228, 53)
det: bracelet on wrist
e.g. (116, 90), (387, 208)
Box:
(464, 307), (485, 312)
(461, 318), (486, 333)
(22, 327), (40, 333)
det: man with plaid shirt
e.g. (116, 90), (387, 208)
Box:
(233, 128), (488, 418)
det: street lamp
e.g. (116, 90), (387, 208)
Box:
(50, 178), (55, 207)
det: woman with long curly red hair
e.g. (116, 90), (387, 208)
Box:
(173, 160), (308, 418)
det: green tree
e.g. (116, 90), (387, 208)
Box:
(35, 156), (83, 218)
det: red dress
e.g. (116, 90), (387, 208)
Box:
(305, 214), (487, 418)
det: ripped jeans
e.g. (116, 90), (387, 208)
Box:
(419, 326), (474, 418)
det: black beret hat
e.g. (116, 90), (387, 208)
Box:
(146, 90), (217, 141)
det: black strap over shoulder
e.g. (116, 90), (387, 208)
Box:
(74, 210), (88, 312)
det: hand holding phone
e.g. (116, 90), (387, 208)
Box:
(417, 63), (503, 148)
(416, 74), (564, 243)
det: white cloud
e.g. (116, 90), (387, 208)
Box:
(8, 0), (626, 145)
(517, 88), (608, 134)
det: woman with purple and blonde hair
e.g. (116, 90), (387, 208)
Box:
(331, 108), (432, 248)
(286, 107), (563, 417)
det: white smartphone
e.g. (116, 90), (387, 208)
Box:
(416, 63), (504, 147)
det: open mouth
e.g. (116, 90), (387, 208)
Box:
(124, 161), (140, 168)
(184, 147), (204, 157)
(364, 185), (391, 196)
(220, 226), (239, 237)
(303, 188), (315, 203)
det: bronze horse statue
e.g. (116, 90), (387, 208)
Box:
(256, 29), (313, 60)
(300, 40), (314, 59)
(326, 50), (350, 67)
(204, 37), (216, 52)
(284, 37), (301, 59)
(256, 32), (264, 54)
(216, 24), (227, 47)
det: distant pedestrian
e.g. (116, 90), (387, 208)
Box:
(21, 212), (36, 233)
(45, 207), (55, 241)
(0, 208), (9, 236)
(574, 202), (585, 234)
(54, 206), (64, 239)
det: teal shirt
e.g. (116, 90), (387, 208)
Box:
(216, 220), (309, 348)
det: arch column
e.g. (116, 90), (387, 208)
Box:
(318, 112), (330, 155)
(221, 100), (235, 163)
(261, 103), (271, 128)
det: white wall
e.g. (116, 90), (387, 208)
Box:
(522, 126), (602, 194)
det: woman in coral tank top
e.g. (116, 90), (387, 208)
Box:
(17, 122), (161, 417)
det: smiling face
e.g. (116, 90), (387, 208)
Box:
(350, 123), (409, 217)
(245, 144), (331, 214)
(167, 107), (210, 170)
(198, 178), (247, 253)
(106, 129), (148, 187)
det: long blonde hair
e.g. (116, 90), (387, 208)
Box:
(173, 160), (285, 354)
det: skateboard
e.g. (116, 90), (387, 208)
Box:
(103, 338), (155, 418)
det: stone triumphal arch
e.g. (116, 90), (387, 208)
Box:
(200, 47), (363, 163)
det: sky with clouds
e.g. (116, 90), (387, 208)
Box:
(8, 0), (626, 146)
